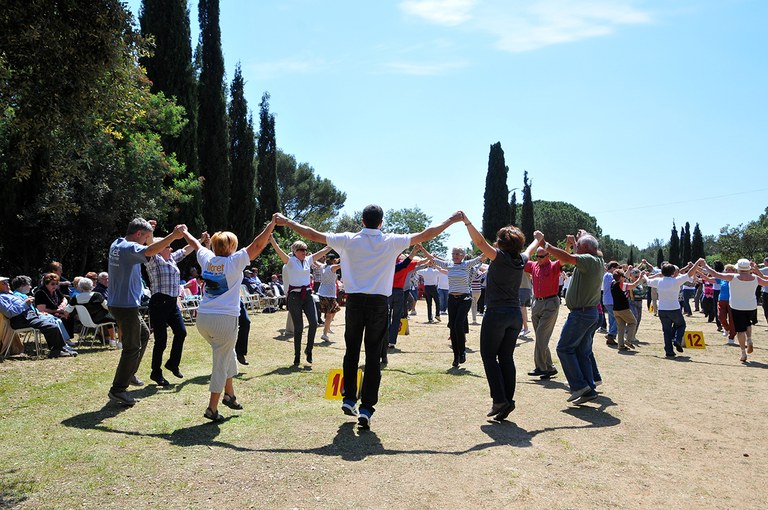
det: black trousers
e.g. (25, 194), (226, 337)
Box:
(343, 293), (388, 413)
(148, 293), (186, 373)
(423, 285), (440, 321)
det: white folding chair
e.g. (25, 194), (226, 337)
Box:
(75, 305), (116, 347)
(178, 295), (199, 324)
(8, 328), (42, 359)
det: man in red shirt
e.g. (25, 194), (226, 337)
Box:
(525, 246), (562, 379)
(383, 246), (427, 364)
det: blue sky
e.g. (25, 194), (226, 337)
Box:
(127, 0), (767, 251)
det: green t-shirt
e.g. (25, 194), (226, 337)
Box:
(565, 253), (604, 309)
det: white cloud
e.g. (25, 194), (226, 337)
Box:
(400, 0), (479, 26)
(401, 0), (652, 52)
(383, 60), (468, 75)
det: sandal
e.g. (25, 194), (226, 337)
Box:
(204, 407), (224, 422)
(222, 393), (243, 410)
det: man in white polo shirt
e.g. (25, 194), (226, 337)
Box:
(274, 206), (461, 429)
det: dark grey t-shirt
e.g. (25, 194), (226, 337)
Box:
(484, 250), (528, 309)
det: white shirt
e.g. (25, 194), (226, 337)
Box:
(326, 229), (411, 296)
(646, 274), (690, 311)
(760, 267), (768, 293)
(438, 272), (449, 290)
(317, 265), (338, 298)
(418, 267), (440, 286)
(729, 276), (758, 311)
(197, 248), (250, 317)
(283, 253), (315, 288)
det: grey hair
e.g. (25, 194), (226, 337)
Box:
(98, 272), (108, 279)
(451, 246), (466, 257)
(577, 234), (600, 255)
(78, 277), (94, 292)
(126, 218), (154, 236)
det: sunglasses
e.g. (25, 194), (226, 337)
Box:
(537, 254), (548, 259)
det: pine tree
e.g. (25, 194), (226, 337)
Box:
(521, 170), (534, 243)
(256, 92), (279, 228)
(139, 0), (201, 229)
(691, 223), (705, 261)
(669, 222), (681, 266)
(228, 64), (257, 243)
(509, 190), (517, 227)
(197, 0), (230, 231)
(482, 142), (510, 241)
(682, 221), (692, 264)
(628, 246), (634, 265)
(657, 248), (664, 268)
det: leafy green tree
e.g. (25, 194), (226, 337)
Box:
(531, 201), (601, 246)
(197, 0), (230, 231)
(256, 92), (279, 227)
(482, 142), (510, 241)
(276, 150), (347, 231)
(520, 170), (535, 242)
(385, 207), (447, 257)
(0, 0), (196, 274)
(227, 64), (257, 243)
(334, 211), (363, 233)
(139, 0), (201, 230)
(718, 222), (768, 262)
(669, 222), (680, 266)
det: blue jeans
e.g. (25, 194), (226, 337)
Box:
(236, 299), (250, 356)
(680, 289), (695, 315)
(343, 293), (389, 414)
(387, 288), (405, 347)
(658, 309), (686, 356)
(604, 304), (617, 336)
(438, 288), (449, 313)
(556, 308), (600, 392)
(148, 293), (187, 373)
(480, 307), (522, 404)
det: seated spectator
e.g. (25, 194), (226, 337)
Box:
(47, 261), (73, 297)
(270, 274), (286, 309)
(35, 273), (75, 337)
(0, 276), (76, 358)
(70, 276), (83, 298)
(65, 277), (116, 345)
(94, 272), (109, 301)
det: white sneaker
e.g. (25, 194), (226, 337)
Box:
(116, 341), (123, 350)
(321, 334), (330, 342)
(520, 328), (531, 337)
(727, 339), (736, 346)
(722, 331), (728, 336)
(109, 340), (117, 348)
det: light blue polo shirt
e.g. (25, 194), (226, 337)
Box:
(107, 238), (149, 308)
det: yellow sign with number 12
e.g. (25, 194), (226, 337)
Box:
(324, 369), (363, 400)
(684, 331), (706, 349)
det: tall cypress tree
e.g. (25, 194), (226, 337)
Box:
(691, 223), (705, 261)
(657, 248), (664, 268)
(669, 222), (681, 266)
(228, 64), (257, 242)
(628, 246), (635, 265)
(482, 142), (510, 241)
(256, 92), (279, 227)
(509, 190), (517, 227)
(197, 0), (230, 231)
(139, 0), (201, 229)
(682, 221), (692, 264)
(521, 170), (534, 242)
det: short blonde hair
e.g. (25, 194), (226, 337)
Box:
(211, 231), (238, 257)
(291, 240), (308, 255)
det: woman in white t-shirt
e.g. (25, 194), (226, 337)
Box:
(181, 221), (275, 422)
(316, 256), (341, 341)
(646, 259), (704, 358)
(702, 258), (768, 362)
(270, 236), (332, 367)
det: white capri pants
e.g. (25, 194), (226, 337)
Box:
(196, 313), (239, 393)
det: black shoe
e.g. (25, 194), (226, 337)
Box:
(540, 368), (558, 379)
(527, 368), (545, 377)
(665, 353), (676, 358)
(293, 355), (300, 367)
(381, 356), (388, 366)
(487, 401), (510, 417)
(493, 401), (516, 421)
(222, 393), (243, 410)
(150, 372), (170, 387)
(236, 354), (248, 366)
(674, 342), (684, 353)
(108, 390), (136, 407)
(459, 352), (466, 364)
(306, 351), (313, 364)
(606, 338), (618, 346)
(452, 355), (459, 368)
(164, 363), (184, 378)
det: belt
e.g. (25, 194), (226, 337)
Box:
(568, 306), (597, 312)
(535, 294), (558, 300)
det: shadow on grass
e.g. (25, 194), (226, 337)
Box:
(521, 378), (570, 391)
(446, 367), (483, 378)
(743, 360), (768, 369)
(0, 470), (34, 508)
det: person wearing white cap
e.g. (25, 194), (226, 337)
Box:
(700, 258), (768, 362)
